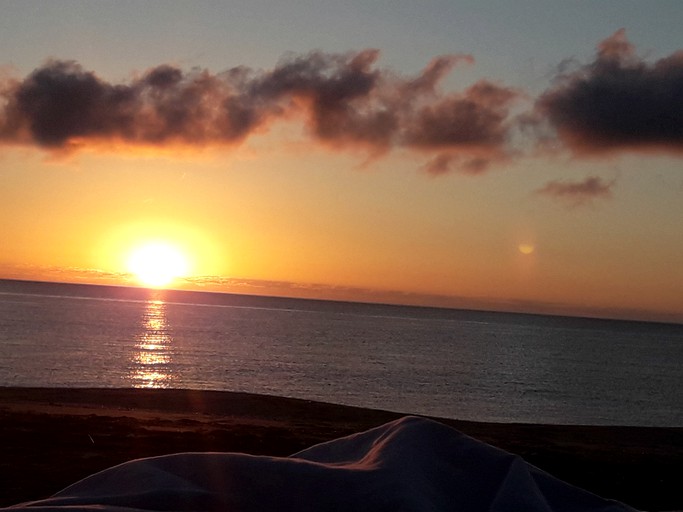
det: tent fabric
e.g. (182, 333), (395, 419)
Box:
(5, 416), (636, 512)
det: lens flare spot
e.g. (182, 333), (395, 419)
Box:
(518, 243), (535, 255)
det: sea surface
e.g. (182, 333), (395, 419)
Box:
(0, 279), (681, 426)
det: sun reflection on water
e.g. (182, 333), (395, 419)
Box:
(131, 299), (175, 388)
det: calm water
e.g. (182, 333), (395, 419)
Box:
(0, 279), (681, 426)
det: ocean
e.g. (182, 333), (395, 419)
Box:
(0, 279), (681, 427)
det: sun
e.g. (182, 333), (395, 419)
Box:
(126, 241), (190, 288)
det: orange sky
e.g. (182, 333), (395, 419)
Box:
(1, 3), (682, 323)
(2, 140), (681, 323)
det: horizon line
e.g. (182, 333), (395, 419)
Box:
(1, 276), (680, 327)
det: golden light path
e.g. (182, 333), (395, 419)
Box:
(131, 299), (175, 388)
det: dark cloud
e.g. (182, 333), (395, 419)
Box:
(0, 51), (518, 168)
(403, 81), (517, 149)
(536, 176), (615, 205)
(10, 32), (682, 174)
(0, 60), (260, 147)
(536, 29), (683, 155)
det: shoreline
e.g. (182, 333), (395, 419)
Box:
(1, 387), (681, 510)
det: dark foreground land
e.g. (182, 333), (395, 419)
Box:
(0, 388), (681, 511)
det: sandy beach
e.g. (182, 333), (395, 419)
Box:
(1, 388), (681, 511)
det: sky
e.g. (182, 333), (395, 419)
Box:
(1, 0), (682, 323)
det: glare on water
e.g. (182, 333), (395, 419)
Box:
(130, 300), (175, 388)
(1, 280), (681, 426)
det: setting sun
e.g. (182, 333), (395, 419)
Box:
(126, 242), (190, 288)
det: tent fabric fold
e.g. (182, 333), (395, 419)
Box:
(5, 416), (636, 512)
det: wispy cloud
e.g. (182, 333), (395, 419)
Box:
(535, 176), (616, 206)
(535, 29), (683, 155)
(421, 153), (494, 176)
(0, 263), (130, 283)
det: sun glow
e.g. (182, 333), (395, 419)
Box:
(126, 242), (190, 288)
